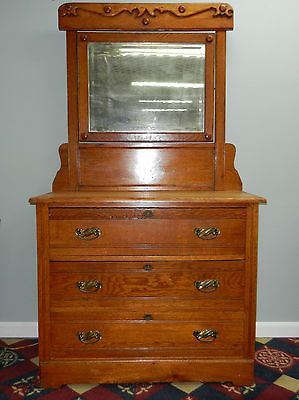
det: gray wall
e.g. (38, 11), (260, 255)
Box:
(0, 0), (298, 323)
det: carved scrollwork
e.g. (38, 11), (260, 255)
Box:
(212, 4), (234, 17)
(59, 4), (79, 17)
(59, 3), (233, 26)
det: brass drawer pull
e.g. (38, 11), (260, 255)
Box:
(143, 210), (153, 218)
(194, 227), (220, 240)
(143, 264), (153, 271)
(193, 329), (218, 342)
(76, 280), (102, 293)
(75, 227), (101, 240)
(78, 330), (102, 344)
(194, 279), (220, 292)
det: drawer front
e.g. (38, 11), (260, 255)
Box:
(49, 261), (245, 320)
(49, 208), (246, 255)
(50, 298), (244, 321)
(50, 262), (245, 299)
(50, 320), (245, 359)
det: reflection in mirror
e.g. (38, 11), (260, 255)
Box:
(88, 42), (205, 133)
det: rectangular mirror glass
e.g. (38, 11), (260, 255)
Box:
(88, 42), (205, 133)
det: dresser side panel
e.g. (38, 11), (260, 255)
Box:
(36, 205), (51, 361)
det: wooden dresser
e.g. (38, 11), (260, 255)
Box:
(30, 3), (266, 387)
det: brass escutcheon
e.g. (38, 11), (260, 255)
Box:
(143, 264), (153, 271)
(142, 210), (153, 218)
(143, 314), (153, 321)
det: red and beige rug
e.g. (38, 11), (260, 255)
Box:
(0, 338), (298, 399)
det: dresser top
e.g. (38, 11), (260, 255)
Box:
(29, 191), (266, 207)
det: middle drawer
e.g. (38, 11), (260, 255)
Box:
(49, 261), (245, 320)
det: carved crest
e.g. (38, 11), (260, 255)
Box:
(59, 3), (233, 26)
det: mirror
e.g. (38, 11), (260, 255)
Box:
(88, 42), (205, 133)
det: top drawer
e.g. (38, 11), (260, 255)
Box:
(49, 207), (246, 256)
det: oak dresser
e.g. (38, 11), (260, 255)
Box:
(30, 3), (266, 387)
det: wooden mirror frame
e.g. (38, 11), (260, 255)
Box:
(55, 3), (237, 192)
(77, 32), (215, 143)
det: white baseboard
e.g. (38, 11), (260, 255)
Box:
(256, 322), (299, 338)
(0, 322), (38, 338)
(0, 321), (298, 339)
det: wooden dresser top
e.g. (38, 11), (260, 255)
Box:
(30, 191), (266, 207)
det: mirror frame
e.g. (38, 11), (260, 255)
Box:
(78, 32), (215, 142)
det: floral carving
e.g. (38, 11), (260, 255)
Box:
(59, 3), (233, 25)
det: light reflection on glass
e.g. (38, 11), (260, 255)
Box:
(141, 108), (188, 112)
(131, 82), (204, 89)
(139, 100), (192, 104)
(88, 42), (205, 133)
(118, 44), (205, 58)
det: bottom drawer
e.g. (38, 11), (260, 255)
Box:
(50, 320), (245, 359)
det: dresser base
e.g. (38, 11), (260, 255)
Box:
(30, 192), (265, 388)
(39, 359), (254, 388)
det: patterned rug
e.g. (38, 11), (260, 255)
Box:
(0, 338), (298, 399)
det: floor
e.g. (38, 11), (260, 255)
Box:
(0, 337), (298, 399)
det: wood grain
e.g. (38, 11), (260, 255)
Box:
(58, 3), (234, 31)
(50, 320), (244, 353)
(40, 359), (253, 387)
(66, 31), (79, 190)
(49, 207), (246, 219)
(51, 299), (245, 321)
(79, 145), (215, 190)
(49, 216), (246, 250)
(30, 1), (265, 388)
(51, 143), (244, 192)
(49, 246), (246, 259)
(30, 190), (266, 206)
(36, 205), (50, 360)
(215, 31), (226, 190)
(50, 268), (245, 299)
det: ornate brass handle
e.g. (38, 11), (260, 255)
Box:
(78, 330), (102, 344)
(75, 227), (101, 240)
(76, 280), (102, 293)
(194, 227), (220, 240)
(193, 329), (218, 342)
(194, 279), (220, 292)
